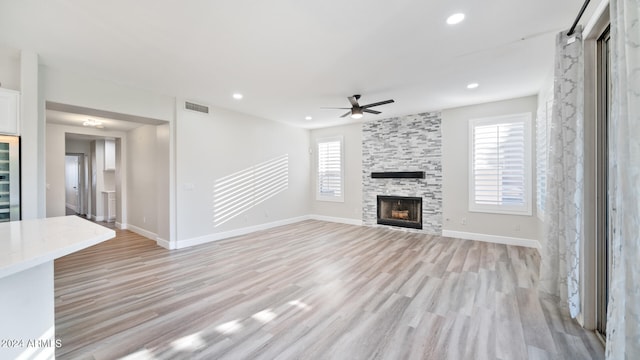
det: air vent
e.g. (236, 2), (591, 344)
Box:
(185, 101), (209, 114)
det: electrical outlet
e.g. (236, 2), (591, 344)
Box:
(461, 218), (467, 225)
(143, 216), (146, 223)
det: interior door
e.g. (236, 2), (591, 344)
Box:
(65, 155), (79, 213)
(76, 154), (86, 216)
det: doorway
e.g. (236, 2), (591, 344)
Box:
(64, 134), (121, 225)
(45, 101), (172, 245)
(65, 153), (86, 216)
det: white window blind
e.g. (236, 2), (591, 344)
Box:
(317, 137), (344, 202)
(469, 113), (532, 215)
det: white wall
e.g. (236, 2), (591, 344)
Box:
(126, 125), (158, 236)
(309, 123), (363, 222)
(156, 123), (171, 243)
(91, 140), (106, 220)
(21, 51), (45, 219)
(175, 103), (310, 246)
(441, 95), (543, 245)
(40, 66), (174, 122)
(66, 138), (91, 154)
(45, 124), (65, 218)
(0, 46), (20, 91)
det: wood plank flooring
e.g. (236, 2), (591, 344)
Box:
(54, 220), (604, 359)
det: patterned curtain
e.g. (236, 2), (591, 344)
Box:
(539, 29), (584, 318)
(606, 0), (640, 358)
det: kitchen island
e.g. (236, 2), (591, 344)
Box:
(0, 216), (115, 359)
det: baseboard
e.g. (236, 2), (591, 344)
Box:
(156, 237), (174, 250)
(65, 203), (77, 212)
(121, 222), (173, 249)
(126, 224), (158, 241)
(177, 215), (312, 249)
(308, 214), (362, 226)
(91, 215), (105, 222)
(442, 230), (541, 249)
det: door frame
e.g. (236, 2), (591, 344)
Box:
(594, 24), (611, 342)
(581, 3), (610, 336)
(64, 153), (85, 215)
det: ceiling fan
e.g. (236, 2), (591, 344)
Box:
(322, 94), (394, 119)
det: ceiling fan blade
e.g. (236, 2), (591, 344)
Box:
(361, 99), (395, 109)
(320, 107), (351, 109)
(348, 96), (360, 107)
(363, 109), (381, 115)
(340, 111), (352, 118)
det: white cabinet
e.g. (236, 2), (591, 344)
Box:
(104, 139), (115, 171)
(103, 191), (116, 222)
(0, 88), (19, 135)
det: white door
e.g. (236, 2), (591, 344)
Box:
(65, 155), (79, 212)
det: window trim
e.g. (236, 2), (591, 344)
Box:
(468, 112), (533, 216)
(316, 136), (344, 202)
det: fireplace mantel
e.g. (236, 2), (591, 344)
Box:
(371, 171), (425, 179)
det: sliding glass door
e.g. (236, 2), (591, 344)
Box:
(595, 26), (611, 341)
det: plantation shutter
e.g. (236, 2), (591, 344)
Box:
(470, 114), (531, 214)
(317, 138), (343, 201)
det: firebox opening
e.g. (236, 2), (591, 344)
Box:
(377, 195), (422, 229)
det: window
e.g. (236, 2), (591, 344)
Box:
(469, 113), (532, 215)
(317, 136), (344, 202)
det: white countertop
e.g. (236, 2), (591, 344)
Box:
(0, 216), (115, 279)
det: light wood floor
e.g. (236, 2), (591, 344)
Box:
(54, 220), (604, 359)
(65, 207), (117, 230)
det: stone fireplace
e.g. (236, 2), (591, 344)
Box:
(377, 195), (422, 229)
(362, 112), (442, 234)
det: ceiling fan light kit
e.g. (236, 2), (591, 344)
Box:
(322, 94), (394, 120)
(350, 108), (363, 119)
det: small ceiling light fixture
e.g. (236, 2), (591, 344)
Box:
(467, 82), (479, 89)
(305, 116), (313, 121)
(446, 13), (465, 25)
(350, 108), (364, 119)
(232, 93), (243, 100)
(83, 119), (104, 129)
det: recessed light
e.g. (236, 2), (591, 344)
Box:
(467, 83), (479, 89)
(305, 116), (313, 121)
(446, 13), (465, 25)
(232, 93), (243, 100)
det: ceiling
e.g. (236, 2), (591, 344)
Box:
(47, 109), (146, 132)
(0, 0), (595, 129)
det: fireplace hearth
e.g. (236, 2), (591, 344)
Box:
(377, 195), (422, 229)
